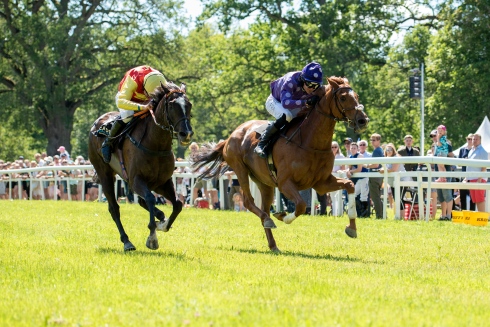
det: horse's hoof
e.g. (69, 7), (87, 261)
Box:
(156, 220), (169, 232)
(273, 212), (286, 221)
(264, 218), (277, 229)
(124, 242), (136, 252)
(345, 227), (357, 238)
(270, 247), (281, 254)
(146, 237), (159, 250)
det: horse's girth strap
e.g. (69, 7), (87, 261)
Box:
(126, 134), (173, 157)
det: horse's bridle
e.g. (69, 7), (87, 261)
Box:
(149, 89), (191, 138)
(283, 85), (365, 153)
(314, 86), (365, 127)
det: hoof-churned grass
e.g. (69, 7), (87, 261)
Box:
(1, 201), (489, 326)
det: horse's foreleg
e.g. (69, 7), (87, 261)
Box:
(155, 179), (182, 232)
(317, 175), (357, 238)
(100, 175), (135, 251)
(132, 179), (159, 250)
(138, 196), (166, 221)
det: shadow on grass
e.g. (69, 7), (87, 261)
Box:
(228, 247), (363, 262)
(96, 247), (187, 260)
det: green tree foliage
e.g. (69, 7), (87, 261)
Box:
(426, 0), (490, 143)
(358, 25), (432, 148)
(2, 0), (488, 160)
(175, 24), (288, 144)
(0, 0), (183, 158)
(197, 0), (443, 143)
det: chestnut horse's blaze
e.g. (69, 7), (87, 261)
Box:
(193, 77), (369, 252)
(88, 82), (193, 252)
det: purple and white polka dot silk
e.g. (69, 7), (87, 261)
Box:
(301, 62), (323, 83)
(270, 72), (315, 110)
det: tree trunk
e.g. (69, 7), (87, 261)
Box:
(40, 106), (75, 156)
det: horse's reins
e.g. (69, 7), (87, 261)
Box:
(126, 88), (191, 156)
(315, 86), (364, 124)
(283, 85), (364, 153)
(149, 89), (190, 137)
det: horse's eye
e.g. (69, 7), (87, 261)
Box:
(340, 96), (346, 101)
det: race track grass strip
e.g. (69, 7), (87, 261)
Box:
(0, 201), (489, 326)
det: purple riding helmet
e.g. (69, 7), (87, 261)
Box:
(301, 62), (323, 85)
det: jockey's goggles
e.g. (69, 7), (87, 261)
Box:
(304, 81), (320, 90)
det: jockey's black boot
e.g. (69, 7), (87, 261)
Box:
(254, 114), (288, 158)
(101, 120), (126, 163)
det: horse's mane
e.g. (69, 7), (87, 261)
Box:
(328, 76), (349, 86)
(296, 76), (350, 117)
(150, 81), (182, 105)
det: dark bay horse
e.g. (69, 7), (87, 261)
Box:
(193, 77), (369, 252)
(88, 82), (193, 251)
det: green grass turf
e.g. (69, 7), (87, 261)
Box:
(0, 201), (489, 326)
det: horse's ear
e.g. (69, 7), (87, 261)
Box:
(327, 77), (340, 89)
(161, 82), (170, 93)
(180, 83), (186, 93)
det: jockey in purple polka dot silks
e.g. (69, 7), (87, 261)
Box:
(254, 62), (323, 158)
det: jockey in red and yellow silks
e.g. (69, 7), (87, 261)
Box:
(101, 65), (167, 163)
(116, 65), (168, 121)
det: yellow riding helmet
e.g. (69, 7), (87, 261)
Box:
(143, 72), (167, 94)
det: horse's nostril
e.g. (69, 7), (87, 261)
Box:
(179, 132), (187, 138)
(357, 119), (367, 126)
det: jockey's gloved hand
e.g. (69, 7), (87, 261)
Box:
(306, 95), (320, 106)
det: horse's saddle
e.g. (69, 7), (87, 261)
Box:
(92, 115), (142, 181)
(252, 121), (292, 156)
(92, 115), (119, 138)
(93, 115), (141, 152)
(93, 112), (146, 140)
(251, 122), (286, 184)
(251, 123), (269, 136)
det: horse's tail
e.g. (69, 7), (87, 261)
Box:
(192, 141), (229, 180)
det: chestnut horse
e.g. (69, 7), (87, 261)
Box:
(193, 77), (368, 252)
(88, 82), (193, 252)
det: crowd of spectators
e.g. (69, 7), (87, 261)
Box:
(1, 131), (487, 220)
(172, 142), (245, 211)
(332, 129), (488, 221)
(0, 147), (99, 201)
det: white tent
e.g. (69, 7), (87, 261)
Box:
(453, 115), (490, 159)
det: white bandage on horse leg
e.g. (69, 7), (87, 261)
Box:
(348, 193), (357, 218)
(283, 212), (297, 224)
(156, 219), (170, 232)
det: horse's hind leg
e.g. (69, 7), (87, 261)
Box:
(131, 177), (159, 250)
(100, 174), (136, 251)
(232, 163), (276, 229)
(154, 178), (182, 232)
(256, 182), (280, 253)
